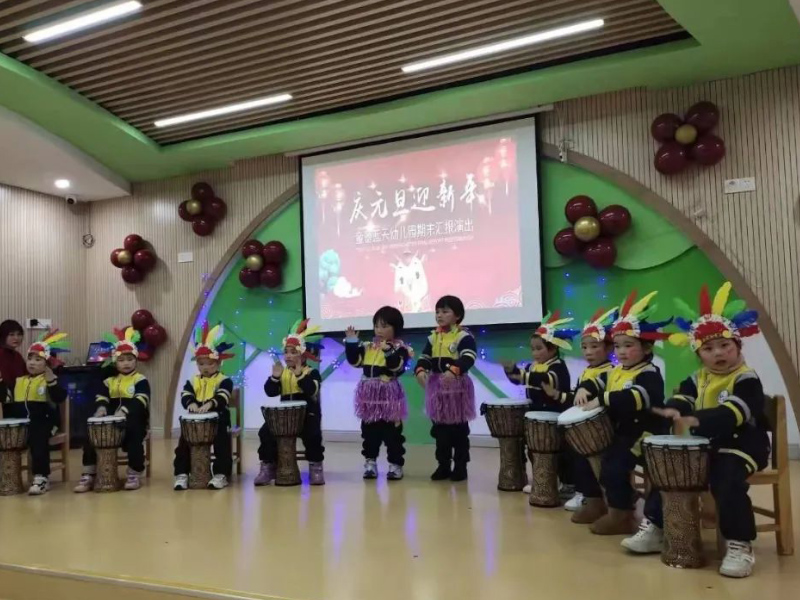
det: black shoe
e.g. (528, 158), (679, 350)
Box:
(430, 463), (452, 480)
(450, 463), (468, 482)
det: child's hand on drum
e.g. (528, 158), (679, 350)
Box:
(581, 398), (601, 411)
(94, 407), (108, 418)
(345, 326), (358, 339)
(271, 360), (284, 378)
(652, 407), (681, 420)
(187, 403), (199, 413)
(198, 401), (213, 414)
(114, 409), (125, 418)
(542, 382), (558, 399)
(574, 388), (591, 406)
(672, 415), (699, 435)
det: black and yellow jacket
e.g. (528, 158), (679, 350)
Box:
(415, 326), (477, 375)
(666, 364), (770, 472)
(345, 340), (409, 380)
(560, 361), (613, 407)
(95, 371), (150, 419)
(504, 357), (571, 412)
(264, 366), (321, 405)
(181, 373), (233, 412)
(0, 373), (67, 421)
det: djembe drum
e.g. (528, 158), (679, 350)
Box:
(0, 418), (30, 496)
(643, 435), (711, 569)
(524, 411), (562, 507)
(87, 415), (126, 493)
(180, 412), (219, 489)
(558, 405), (614, 482)
(482, 398), (529, 491)
(262, 401), (307, 486)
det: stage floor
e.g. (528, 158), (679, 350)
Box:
(0, 439), (798, 600)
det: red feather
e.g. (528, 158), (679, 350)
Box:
(698, 285), (712, 316)
(621, 290), (637, 317)
(738, 325), (760, 338)
(113, 327), (126, 341)
(297, 319), (309, 334)
(549, 310), (561, 323)
(589, 307), (606, 323)
(202, 321), (209, 342)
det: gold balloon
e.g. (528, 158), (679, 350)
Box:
(245, 254), (264, 271)
(186, 199), (203, 215)
(117, 250), (133, 265)
(675, 123), (698, 145)
(574, 216), (601, 242)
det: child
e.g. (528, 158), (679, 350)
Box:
(415, 295), (477, 482)
(255, 319), (325, 486)
(345, 306), (411, 481)
(74, 327), (150, 493)
(173, 323), (235, 491)
(0, 330), (69, 495)
(573, 290), (671, 535)
(624, 282), (769, 578)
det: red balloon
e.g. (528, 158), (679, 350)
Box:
(133, 249), (156, 271)
(191, 182), (215, 202)
(124, 234), (144, 253)
(131, 309), (155, 331)
(260, 264), (282, 288)
(598, 205), (632, 237)
(564, 196), (597, 224)
(262, 240), (287, 264)
(241, 239), (263, 258)
(110, 248), (126, 268)
(178, 201), (193, 222)
(654, 142), (689, 175)
(137, 350), (152, 362)
(690, 134), (726, 166)
(684, 101), (719, 133)
(650, 113), (683, 142)
(583, 238), (617, 269)
(206, 197), (227, 221)
(143, 324), (167, 348)
(192, 216), (215, 237)
(121, 266), (144, 284)
(239, 267), (261, 288)
(553, 227), (584, 257)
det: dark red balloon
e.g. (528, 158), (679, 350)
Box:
(242, 239), (263, 258)
(121, 266), (144, 284)
(123, 234), (144, 253)
(178, 201), (193, 222)
(654, 141), (689, 175)
(650, 113), (683, 142)
(133, 249), (156, 271)
(583, 237), (617, 269)
(191, 182), (215, 202)
(553, 227), (584, 257)
(206, 197), (227, 221)
(684, 101), (719, 133)
(239, 267), (260, 288)
(564, 196), (598, 224)
(690, 134), (726, 166)
(192, 216), (215, 237)
(131, 309), (155, 331)
(262, 240), (287, 264)
(143, 324), (167, 348)
(110, 248), (125, 268)
(260, 264), (282, 288)
(598, 205), (632, 237)
(137, 349), (152, 362)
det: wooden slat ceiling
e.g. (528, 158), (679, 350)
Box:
(0, 0), (689, 145)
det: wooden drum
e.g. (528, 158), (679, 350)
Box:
(87, 416), (126, 493)
(482, 398), (529, 492)
(262, 401), (307, 486)
(0, 418), (30, 496)
(558, 405), (614, 482)
(180, 412), (219, 489)
(524, 411), (561, 507)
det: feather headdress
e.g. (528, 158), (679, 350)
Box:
(533, 311), (581, 351)
(283, 319), (324, 361)
(98, 326), (146, 364)
(27, 329), (70, 367)
(580, 307), (617, 342)
(192, 322), (235, 362)
(609, 290), (672, 341)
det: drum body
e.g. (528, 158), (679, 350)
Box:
(558, 406), (614, 482)
(0, 419), (30, 496)
(180, 412), (220, 489)
(87, 416), (127, 493)
(482, 399), (528, 492)
(262, 402), (307, 486)
(524, 412), (561, 507)
(643, 435), (711, 569)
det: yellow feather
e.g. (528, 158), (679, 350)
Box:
(668, 333), (690, 347)
(301, 325), (322, 339)
(206, 325), (221, 346)
(594, 307), (617, 324)
(550, 317), (574, 327)
(551, 338), (572, 351)
(712, 282), (732, 316)
(125, 327), (135, 341)
(45, 332), (68, 344)
(629, 291), (658, 317)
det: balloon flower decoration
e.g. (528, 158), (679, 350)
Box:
(178, 182), (228, 237)
(113, 309), (169, 362)
(238, 239), (288, 289)
(651, 101), (725, 175)
(553, 195), (632, 269)
(110, 234), (157, 284)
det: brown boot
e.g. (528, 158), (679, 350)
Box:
(590, 508), (638, 535)
(572, 497), (607, 524)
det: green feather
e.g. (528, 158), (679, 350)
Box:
(723, 299), (746, 319)
(102, 332), (118, 344)
(673, 298), (698, 320)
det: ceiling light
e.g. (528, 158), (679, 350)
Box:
(154, 94), (293, 128)
(54, 179), (71, 189)
(23, 1), (142, 43)
(401, 18), (605, 74)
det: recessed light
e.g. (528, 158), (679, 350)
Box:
(154, 94), (293, 128)
(55, 179), (71, 189)
(23, 1), (142, 44)
(401, 18), (605, 73)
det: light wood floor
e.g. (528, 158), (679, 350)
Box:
(0, 439), (798, 600)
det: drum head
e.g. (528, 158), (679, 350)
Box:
(0, 418), (30, 427)
(643, 435), (710, 447)
(525, 411), (560, 422)
(181, 412), (219, 421)
(274, 401), (307, 409)
(557, 405), (605, 426)
(87, 416), (126, 424)
(483, 398), (529, 407)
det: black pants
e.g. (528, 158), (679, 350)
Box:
(573, 454), (603, 498)
(173, 410), (232, 477)
(558, 447), (575, 487)
(27, 417), (53, 477)
(82, 411), (148, 473)
(431, 422), (470, 464)
(258, 409), (324, 463)
(361, 420), (406, 466)
(600, 435), (643, 510)
(645, 452), (758, 541)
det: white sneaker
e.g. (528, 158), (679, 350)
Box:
(621, 518), (664, 554)
(522, 484), (532, 494)
(208, 474), (229, 490)
(363, 459), (378, 480)
(173, 474), (189, 491)
(387, 463), (404, 481)
(73, 473), (95, 493)
(564, 492), (586, 512)
(719, 541), (755, 578)
(28, 475), (49, 496)
(123, 469), (143, 491)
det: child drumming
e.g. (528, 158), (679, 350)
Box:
(345, 306), (411, 481)
(75, 327), (151, 493)
(173, 323), (235, 491)
(255, 319), (325, 486)
(573, 291), (671, 535)
(415, 295), (477, 482)
(0, 330), (69, 495)
(624, 283), (769, 578)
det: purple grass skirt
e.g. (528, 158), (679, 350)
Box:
(354, 378), (408, 423)
(425, 373), (476, 424)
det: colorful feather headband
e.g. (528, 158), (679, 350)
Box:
(283, 319), (324, 361)
(533, 310), (581, 351)
(192, 322), (235, 362)
(609, 290), (672, 341)
(581, 307), (617, 342)
(99, 326), (146, 364)
(27, 329), (70, 367)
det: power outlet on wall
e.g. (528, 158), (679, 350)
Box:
(724, 177), (756, 194)
(26, 318), (52, 330)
